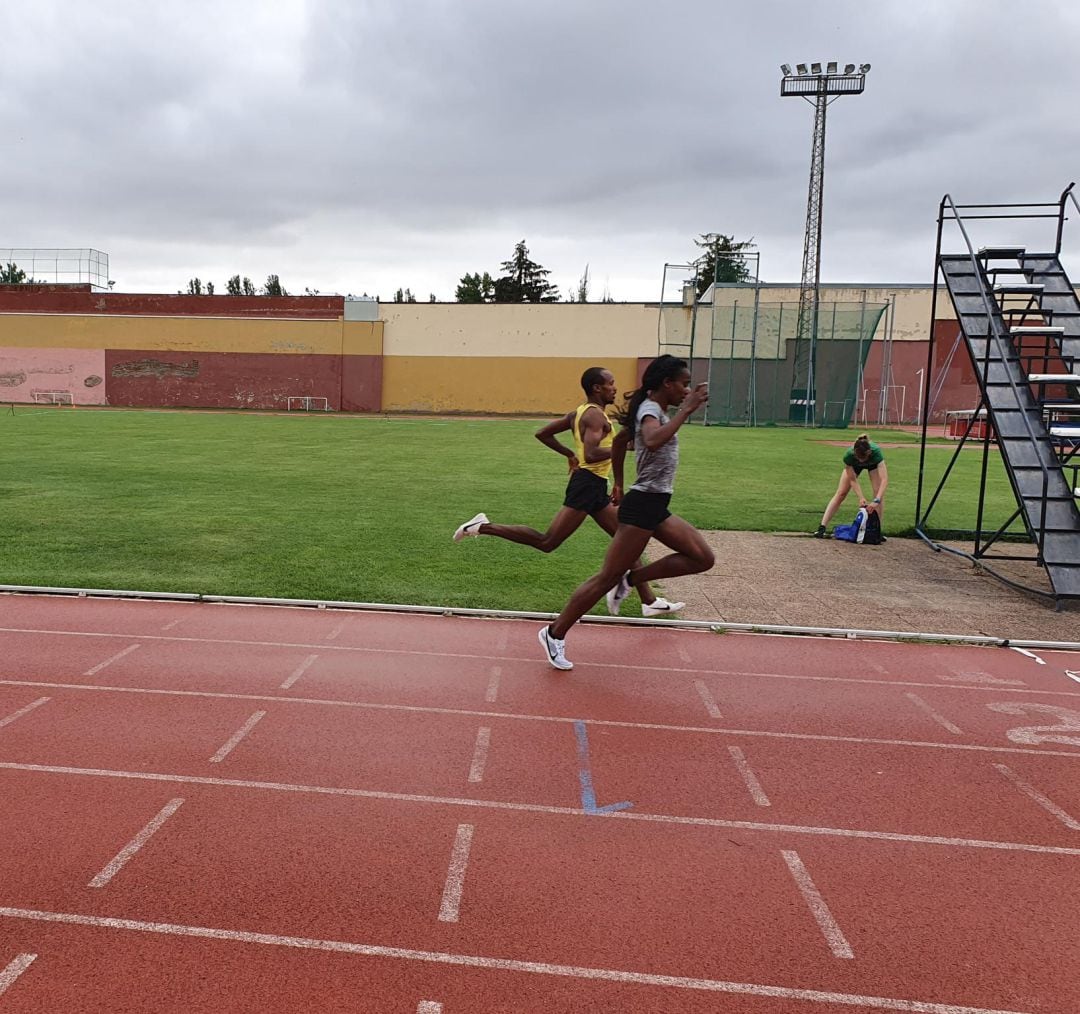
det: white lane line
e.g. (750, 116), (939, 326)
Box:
(417, 1003), (442, 1014)
(0, 697), (50, 730)
(677, 646), (691, 665)
(904, 693), (963, 736)
(0, 953), (36, 997)
(1010, 647), (1046, 666)
(6, 759), (1080, 857)
(0, 907), (1028, 1013)
(995, 764), (1080, 831)
(83, 643), (141, 676)
(727, 746), (771, 807)
(485, 666), (501, 704)
(940, 670), (1025, 687)
(325, 621), (347, 642)
(694, 680), (722, 719)
(5, 677), (1080, 761)
(781, 850), (854, 960)
(209, 711), (267, 763)
(468, 727), (491, 784)
(161, 619), (183, 632)
(88, 798), (185, 888)
(1066, 671), (1080, 686)
(281, 654), (319, 690)
(438, 824), (475, 923)
(6, 625), (1080, 699)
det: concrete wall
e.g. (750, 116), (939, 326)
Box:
(0, 282), (1033, 418)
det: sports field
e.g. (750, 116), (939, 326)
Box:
(0, 407), (1020, 611)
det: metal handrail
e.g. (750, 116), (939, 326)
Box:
(940, 193), (1054, 557)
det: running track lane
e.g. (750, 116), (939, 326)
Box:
(0, 594), (1077, 1011)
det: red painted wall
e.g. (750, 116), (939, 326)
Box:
(104, 351), (346, 410)
(341, 355), (382, 413)
(0, 285), (343, 319)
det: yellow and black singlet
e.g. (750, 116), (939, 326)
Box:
(572, 403), (613, 479)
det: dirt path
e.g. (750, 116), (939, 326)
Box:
(648, 531), (1080, 642)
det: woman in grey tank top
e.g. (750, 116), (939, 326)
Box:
(538, 355), (715, 670)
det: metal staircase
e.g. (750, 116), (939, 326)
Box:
(917, 187), (1080, 607)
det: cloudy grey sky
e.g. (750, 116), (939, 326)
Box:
(3, 0), (1080, 300)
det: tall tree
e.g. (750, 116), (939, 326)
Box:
(393, 287), (417, 303)
(0, 262), (27, 284)
(495, 240), (560, 303)
(455, 271), (495, 303)
(226, 274), (257, 296)
(262, 274), (288, 297)
(693, 233), (755, 296)
(568, 264), (590, 303)
(186, 277), (203, 295)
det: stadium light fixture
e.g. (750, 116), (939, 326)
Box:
(778, 59), (871, 425)
(781, 63), (792, 76)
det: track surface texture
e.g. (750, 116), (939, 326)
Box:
(0, 593), (1078, 1012)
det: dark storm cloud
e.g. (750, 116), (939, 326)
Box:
(1, 0), (1078, 296)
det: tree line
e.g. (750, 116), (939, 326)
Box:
(1, 233), (755, 302)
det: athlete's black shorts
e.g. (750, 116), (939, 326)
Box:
(617, 489), (672, 530)
(563, 469), (612, 515)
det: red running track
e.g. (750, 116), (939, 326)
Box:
(0, 593), (1079, 1012)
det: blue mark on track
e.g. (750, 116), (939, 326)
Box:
(573, 720), (633, 815)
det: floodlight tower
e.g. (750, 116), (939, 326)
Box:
(780, 61), (870, 424)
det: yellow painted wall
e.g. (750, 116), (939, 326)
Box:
(0, 313), (383, 356)
(379, 303), (659, 358)
(381, 356), (642, 415)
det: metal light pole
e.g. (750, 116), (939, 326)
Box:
(780, 61), (870, 425)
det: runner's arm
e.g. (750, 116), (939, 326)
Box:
(580, 406), (611, 464)
(640, 385), (709, 450)
(610, 428), (631, 503)
(535, 412), (579, 468)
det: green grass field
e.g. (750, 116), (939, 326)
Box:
(0, 406), (1022, 612)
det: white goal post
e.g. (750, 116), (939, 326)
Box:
(286, 396), (330, 412)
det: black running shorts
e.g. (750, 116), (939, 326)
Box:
(563, 469), (612, 515)
(617, 489), (672, 530)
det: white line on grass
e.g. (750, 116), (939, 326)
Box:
(485, 666), (501, 703)
(468, 728), (491, 784)
(0, 907), (1030, 1013)
(904, 694), (963, 736)
(209, 711), (266, 763)
(727, 746), (771, 807)
(89, 798), (185, 888)
(5, 626), (1080, 699)
(781, 850), (854, 959)
(0, 697), (50, 730)
(4, 677), (1080, 761)
(0, 953), (36, 997)
(83, 643), (140, 676)
(438, 824), (474, 923)
(281, 654), (319, 690)
(5, 759), (1080, 856)
(694, 680), (723, 719)
(994, 764), (1080, 831)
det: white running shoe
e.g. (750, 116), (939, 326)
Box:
(452, 512), (489, 542)
(642, 597), (686, 617)
(538, 625), (573, 670)
(605, 570), (633, 616)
